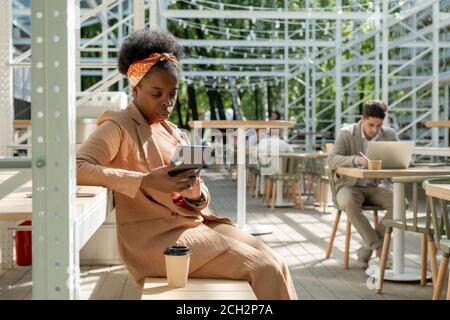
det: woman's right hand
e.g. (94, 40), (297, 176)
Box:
(140, 165), (198, 193)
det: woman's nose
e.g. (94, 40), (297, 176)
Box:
(163, 96), (174, 107)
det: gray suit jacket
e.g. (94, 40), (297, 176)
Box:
(327, 121), (399, 191)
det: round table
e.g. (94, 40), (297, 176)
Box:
(188, 120), (294, 235)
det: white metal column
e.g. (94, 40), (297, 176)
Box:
(0, 0), (13, 156)
(118, 1), (124, 91)
(31, 0), (78, 299)
(283, 0), (289, 140)
(412, 15), (417, 142)
(134, 0), (145, 30)
(311, 0), (317, 148)
(149, 0), (159, 30)
(431, 2), (440, 147)
(304, 0), (311, 151)
(335, 0), (342, 138)
(236, 127), (246, 229)
(382, 0), (389, 106)
(158, 0), (167, 30)
(374, 4), (380, 100)
(445, 84), (449, 147)
(101, 1), (109, 80)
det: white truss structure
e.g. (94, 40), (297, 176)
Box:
(5, 0), (449, 153)
(0, 0), (449, 298)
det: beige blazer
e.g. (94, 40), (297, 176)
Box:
(76, 102), (233, 287)
(327, 121), (399, 191)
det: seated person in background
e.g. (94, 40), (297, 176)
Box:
(388, 115), (400, 131)
(257, 130), (294, 175)
(258, 136), (293, 156)
(258, 131), (294, 155)
(328, 100), (399, 268)
(76, 29), (297, 300)
(270, 110), (282, 120)
(247, 129), (293, 165)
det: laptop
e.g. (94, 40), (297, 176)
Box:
(366, 141), (415, 169)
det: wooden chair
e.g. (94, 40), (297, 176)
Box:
(247, 164), (261, 198)
(313, 155), (330, 212)
(423, 177), (450, 300)
(325, 143), (334, 154)
(376, 176), (444, 294)
(325, 169), (381, 269)
(318, 143), (334, 212)
(263, 155), (304, 210)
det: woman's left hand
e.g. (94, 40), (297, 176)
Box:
(179, 177), (202, 200)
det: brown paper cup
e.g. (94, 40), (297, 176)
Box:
(368, 160), (382, 170)
(164, 245), (191, 287)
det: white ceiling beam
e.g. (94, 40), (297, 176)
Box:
(178, 39), (334, 47)
(397, 42), (450, 48)
(182, 71), (286, 77)
(313, 16), (450, 69)
(440, 13), (450, 21)
(391, 0), (438, 22)
(181, 58), (307, 65)
(80, 0), (120, 23)
(161, 9), (376, 20)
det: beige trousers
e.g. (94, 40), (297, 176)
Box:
(190, 221), (298, 300)
(336, 185), (393, 250)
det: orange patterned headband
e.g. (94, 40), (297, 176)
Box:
(127, 52), (178, 89)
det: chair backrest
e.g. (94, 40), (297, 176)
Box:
(327, 168), (340, 210)
(423, 177), (450, 248)
(325, 143), (334, 154)
(76, 92), (127, 144)
(285, 156), (303, 176)
(76, 92), (127, 118)
(315, 155), (329, 178)
(390, 175), (445, 233)
(276, 155), (298, 177)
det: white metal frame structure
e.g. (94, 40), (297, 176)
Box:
(30, 0), (78, 299)
(0, 0), (13, 157)
(1, 0), (450, 299)
(6, 1), (450, 152)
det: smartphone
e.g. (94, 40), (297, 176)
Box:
(167, 164), (203, 177)
(168, 145), (214, 177)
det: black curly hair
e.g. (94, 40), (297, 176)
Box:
(362, 100), (387, 119)
(117, 29), (184, 79)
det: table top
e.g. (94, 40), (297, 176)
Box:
(188, 120), (294, 129)
(336, 166), (450, 179)
(278, 152), (328, 159)
(142, 277), (257, 300)
(425, 183), (450, 202)
(424, 121), (450, 128)
(278, 152), (308, 158)
(413, 146), (450, 157)
(291, 131), (331, 136)
(0, 169), (105, 221)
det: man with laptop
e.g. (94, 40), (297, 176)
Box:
(328, 100), (412, 268)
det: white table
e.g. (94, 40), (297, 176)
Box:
(189, 120), (294, 235)
(336, 166), (450, 281)
(413, 146), (450, 157)
(0, 169), (111, 271)
(424, 120), (450, 128)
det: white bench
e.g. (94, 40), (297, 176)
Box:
(0, 169), (112, 273)
(141, 277), (256, 300)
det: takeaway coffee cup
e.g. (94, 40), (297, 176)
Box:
(368, 159), (383, 170)
(164, 245), (191, 287)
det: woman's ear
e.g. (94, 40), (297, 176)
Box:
(131, 86), (138, 99)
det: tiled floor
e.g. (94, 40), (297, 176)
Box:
(0, 168), (447, 299)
